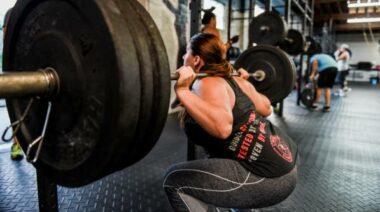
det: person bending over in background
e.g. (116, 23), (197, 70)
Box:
(309, 48), (338, 112)
(163, 33), (298, 211)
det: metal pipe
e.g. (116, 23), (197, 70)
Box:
(285, 0), (291, 23)
(265, 0), (272, 12)
(0, 68), (59, 98)
(249, 0), (254, 20)
(189, 0), (202, 37)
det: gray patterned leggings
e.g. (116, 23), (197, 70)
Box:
(163, 158), (297, 212)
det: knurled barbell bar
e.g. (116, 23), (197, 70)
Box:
(1, 0), (295, 187)
(170, 70), (266, 82)
(0, 68), (269, 100)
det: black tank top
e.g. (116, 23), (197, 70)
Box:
(184, 77), (297, 177)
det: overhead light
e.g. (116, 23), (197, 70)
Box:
(347, 17), (380, 23)
(348, 1), (380, 8)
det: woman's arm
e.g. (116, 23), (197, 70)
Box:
(337, 51), (348, 62)
(175, 67), (233, 139)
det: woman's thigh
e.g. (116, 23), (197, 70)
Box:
(164, 159), (297, 209)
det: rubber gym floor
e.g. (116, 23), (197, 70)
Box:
(0, 81), (379, 212)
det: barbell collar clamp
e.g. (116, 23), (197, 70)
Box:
(26, 101), (52, 163)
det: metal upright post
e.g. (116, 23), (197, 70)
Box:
(297, 53), (304, 106)
(188, 0), (202, 161)
(281, 0), (292, 112)
(227, 0), (232, 40)
(310, 0), (314, 35)
(265, 0), (272, 12)
(37, 169), (58, 212)
(280, 100), (284, 116)
(249, 0), (255, 20)
(190, 0), (202, 37)
(285, 0), (291, 23)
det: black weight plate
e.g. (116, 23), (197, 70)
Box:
(227, 46), (241, 60)
(279, 29), (305, 56)
(111, 0), (155, 169)
(3, 0), (141, 187)
(301, 87), (314, 107)
(249, 12), (287, 46)
(234, 45), (296, 103)
(126, 0), (171, 162)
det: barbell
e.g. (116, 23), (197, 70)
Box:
(278, 29), (306, 56)
(249, 12), (305, 55)
(1, 0), (295, 187)
(170, 70), (266, 82)
(249, 12), (288, 46)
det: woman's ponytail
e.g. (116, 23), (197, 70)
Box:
(200, 59), (234, 78)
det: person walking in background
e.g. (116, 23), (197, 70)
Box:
(2, 7), (24, 160)
(309, 48), (338, 112)
(334, 44), (351, 97)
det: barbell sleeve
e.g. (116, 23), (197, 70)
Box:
(283, 37), (294, 43)
(170, 70), (266, 82)
(0, 68), (60, 99)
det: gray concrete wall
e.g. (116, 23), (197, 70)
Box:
(140, 0), (187, 71)
(139, 0), (190, 113)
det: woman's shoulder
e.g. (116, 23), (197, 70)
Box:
(194, 77), (235, 104)
(193, 76), (229, 92)
(197, 76), (251, 94)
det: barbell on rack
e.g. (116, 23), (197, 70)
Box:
(1, 0), (295, 187)
(248, 12), (306, 56)
(249, 11), (288, 46)
(278, 29), (306, 56)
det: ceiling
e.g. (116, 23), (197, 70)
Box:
(313, 0), (380, 33)
(230, 0), (379, 33)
